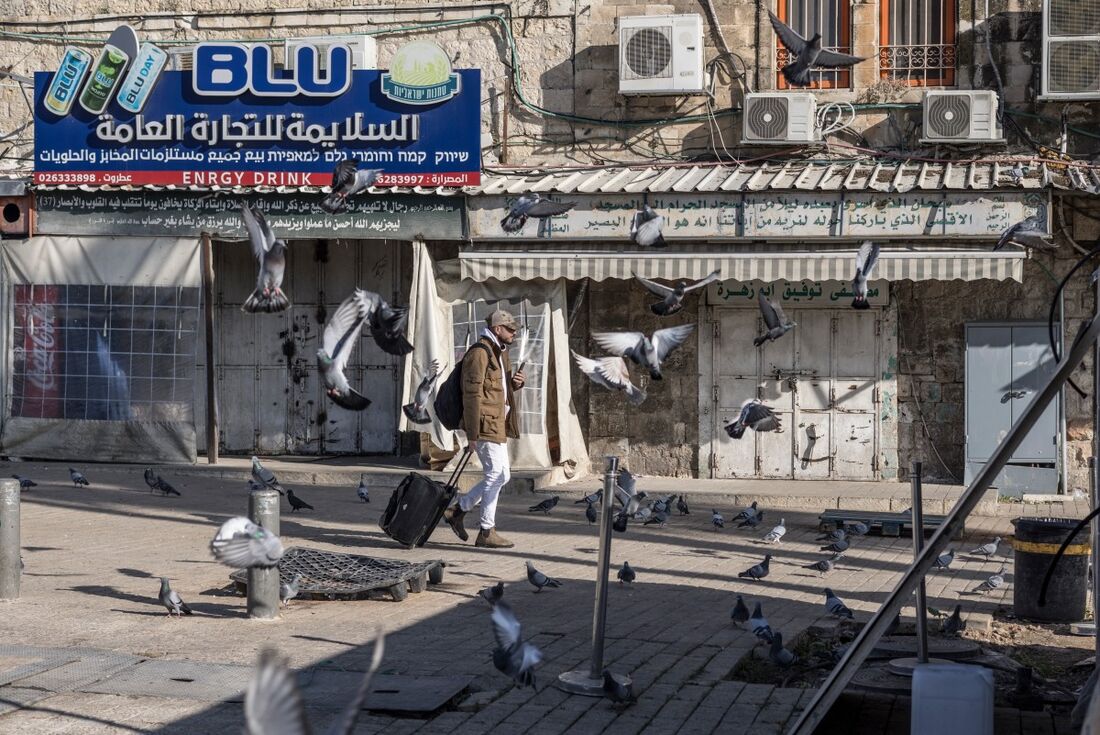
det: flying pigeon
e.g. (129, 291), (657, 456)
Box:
(11, 475), (36, 489)
(251, 456), (285, 496)
(402, 359), (441, 424)
(617, 561), (636, 584)
(973, 564), (1007, 594)
(490, 601), (543, 687)
(592, 325), (694, 381)
(526, 561), (562, 592)
(69, 468), (89, 487)
(278, 574), (301, 608)
(633, 505), (653, 523)
(500, 193), (575, 233)
(286, 489), (314, 512)
(942, 604), (966, 635)
(357, 474), (369, 503)
(750, 601), (774, 643)
(240, 204), (290, 313)
(630, 194), (665, 248)
(805, 554), (841, 576)
(585, 501), (597, 524)
(633, 270), (720, 317)
(572, 351), (646, 405)
(970, 537), (1001, 558)
(712, 509), (725, 530)
(361, 289), (414, 356)
(209, 516), (284, 569)
(768, 10), (867, 87)
(933, 548), (955, 570)
(824, 588), (854, 619)
(318, 290), (374, 411)
(244, 630), (384, 735)
(731, 595), (750, 628)
(753, 291), (796, 347)
(143, 468), (180, 497)
(739, 554), (772, 581)
(158, 577), (192, 617)
(734, 501), (759, 523)
(739, 511), (765, 529)
(602, 669), (637, 708)
(725, 401), (783, 439)
(769, 632), (797, 668)
(528, 496), (560, 514)
(677, 495), (690, 515)
(820, 536), (850, 554)
(613, 513), (629, 533)
(479, 581), (504, 606)
(621, 491), (648, 518)
(762, 518), (787, 544)
(575, 489), (602, 505)
(321, 161), (382, 214)
(851, 240), (881, 310)
(994, 215), (1056, 252)
(614, 467), (637, 505)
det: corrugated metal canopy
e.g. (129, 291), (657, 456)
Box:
(458, 244), (1026, 283)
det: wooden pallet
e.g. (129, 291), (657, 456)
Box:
(818, 509), (962, 538)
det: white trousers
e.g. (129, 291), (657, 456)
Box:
(458, 441), (510, 530)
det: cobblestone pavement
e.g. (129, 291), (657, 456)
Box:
(0, 464), (1053, 733)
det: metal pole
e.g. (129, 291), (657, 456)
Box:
(790, 310), (1100, 735)
(201, 232), (219, 465)
(0, 479), (19, 600)
(247, 488), (280, 619)
(1090, 456), (1098, 657)
(911, 461), (929, 664)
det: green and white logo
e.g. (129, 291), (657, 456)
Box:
(381, 41), (461, 105)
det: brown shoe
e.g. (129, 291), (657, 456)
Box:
(475, 527), (515, 549)
(443, 506), (469, 542)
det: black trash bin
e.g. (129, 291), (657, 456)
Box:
(1012, 517), (1090, 623)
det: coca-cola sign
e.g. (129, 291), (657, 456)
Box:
(14, 285), (63, 418)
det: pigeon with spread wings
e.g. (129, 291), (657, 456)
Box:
(994, 215), (1057, 253)
(402, 359), (441, 424)
(240, 204), (290, 314)
(634, 270), (721, 317)
(753, 291), (796, 346)
(572, 351), (646, 405)
(360, 289), (414, 356)
(318, 290), (373, 411)
(768, 10), (867, 87)
(630, 194), (666, 248)
(851, 240), (881, 310)
(592, 324), (695, 380)
(500, 194), (575, 233)
(321, 161), (382, 214)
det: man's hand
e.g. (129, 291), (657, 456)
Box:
(511, 369), (526, 390)
(468, 440), (478, 452)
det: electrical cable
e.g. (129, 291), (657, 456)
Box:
(1045, 242), (1100, 400)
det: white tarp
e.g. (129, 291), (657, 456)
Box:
(399, 240), (587, 471)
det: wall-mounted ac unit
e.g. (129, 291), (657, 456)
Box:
(1042, 0), (1100, 98)
(921, 90), (1004, 143)
(285, 35), (377, 71)
(618, 14), (705, 95)
(741, 92), (820, 144)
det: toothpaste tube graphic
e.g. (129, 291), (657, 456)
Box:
(117, 42), (168, 113)
(43, 47), (93, 116)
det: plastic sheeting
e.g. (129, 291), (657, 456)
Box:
(0, 236), (201, 464)
(399, 240), (587, 472)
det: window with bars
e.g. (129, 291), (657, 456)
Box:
(776, 0), (853, 90)
(880, 0), (957, 86)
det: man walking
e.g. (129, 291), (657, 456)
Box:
(443, 309), (526, 548)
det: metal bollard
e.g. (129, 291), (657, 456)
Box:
(911, 461), (929, 664)
(247, 488), (280, 619)
(557, 456), (627, 696)
(0, 479), (19, 600)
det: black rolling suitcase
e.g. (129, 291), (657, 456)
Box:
(379, 449), (473, 547)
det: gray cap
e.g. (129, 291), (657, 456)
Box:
(486, 309), (518, 329)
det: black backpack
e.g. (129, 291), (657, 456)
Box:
(432, 343), (491, 430)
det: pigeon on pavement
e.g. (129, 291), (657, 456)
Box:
(725, 401), (782, 439)
(733, 501), (759, 523)
(501, 194), (575, 233)
(158, 577), (192, 617)
(633, 270), (720, 317)
(769, 632), (797, 668)
(845, 521), (869, 536)
(630, 195), (666, 248)
(933, 549), (955, 570)
(970, 537), (1001, 558)
(820, 537), (851, 554)
(712, 509), (725, 530)
(318, 290), (374, 411)
(739, 511), (765, 529)
(479, 581), (504, 607)
(585, 501), (598, 524)
(244, 629), (384, 735)
(851, 240), (881, 310)
(824, 588), (854, 619)
(69, 468), (90, 487)
(526, 561), (562, 592)
(490, 601), (543, 687)
(617, 562), (636, 584)
(677, 495), (690, 515)
(768, 10), (867, 87)
(602, 669), (637, 708)
(973, 564), (1008, 594)
(357, 474), (369, 503)
(251, 457), (285, 495)
(240, 204), (290, 313)
(591, 325), (695, 381)
(750, 602), (774, 643)
(817, 528), (847, 543)
(739, 554), (772, 581)
(651, 495), (676, 515)
(643, 509), (670, 527)
(11, 475), (36, 489)
(572, 351), (646, 405)
(279, 574), (301, 607)
(753, 291), (796, 346)
(994, 215), (1056, 252)
(402, 359), (441, 424)
(731, 594), (750, 628)
(805, 554), (841, 576)
(762, 518), (787, 544)
(528, 496), (559, 514)
(942, 604), (966, 635)
(210, 517), (284, 569)
(144, 468), (180, 496)
(321, 161), (382, 214)
(286, 489), (314, 512)
(575, 489), (602, 505)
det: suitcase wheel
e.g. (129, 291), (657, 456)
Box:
(389, 582), (409, 601)
(428, 565), (444, 585)
(409, 573), (428, 593)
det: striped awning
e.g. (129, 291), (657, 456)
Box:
(458, 245), (1026, 283)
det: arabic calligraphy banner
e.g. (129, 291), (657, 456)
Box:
(33, 190), (463, 240)
(708, 280), (889, 307)
(33, 70), (481, 187)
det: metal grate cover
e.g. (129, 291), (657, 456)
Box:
(622, 26), (672, 80)
(229, 547), (444, 601)
(926, 94), (971, 138)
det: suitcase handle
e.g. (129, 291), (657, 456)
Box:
(446, 448), (474, 488)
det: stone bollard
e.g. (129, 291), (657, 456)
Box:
(247, 488), (280, 619)
(0, 479), (19, 600)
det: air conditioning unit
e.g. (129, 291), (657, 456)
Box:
(618, 14), (705, 95)
(741, 92), (820, 144)
(1042, 0), (1100, 98)
(285, 35), (377, 71)
(921, 90), (1004, 143)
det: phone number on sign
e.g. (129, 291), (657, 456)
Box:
(34, 172), (99, 184)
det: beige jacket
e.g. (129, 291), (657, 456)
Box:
(462, 334), (521, 442)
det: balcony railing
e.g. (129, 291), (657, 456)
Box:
(879, 43), (957, 86)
